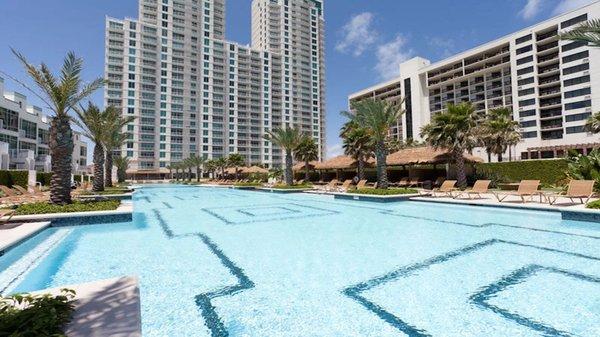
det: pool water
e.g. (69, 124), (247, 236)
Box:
(1, 185), (599, 336)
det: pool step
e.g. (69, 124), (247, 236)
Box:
(0, 229), (73, 295)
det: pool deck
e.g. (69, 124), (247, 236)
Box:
(32, 276), (141, 337)
(0, 221), (51, 255)
(8, 202), (133, 223)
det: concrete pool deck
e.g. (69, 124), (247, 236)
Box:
(0, 221), (51, 255)
(32, 276), (141, 337)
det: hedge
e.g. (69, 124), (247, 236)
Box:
(36, 172), (53, 186)
(475, 159), (568, 186)
(0, 170), (28, 188)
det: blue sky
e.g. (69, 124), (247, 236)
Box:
(0, 0), (595, 161)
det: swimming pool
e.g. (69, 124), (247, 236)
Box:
(1, 185), (599, 336)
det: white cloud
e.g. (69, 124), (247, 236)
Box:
(552, 0), (596, 15)
(426, 36), (456, 59)
(326, 143), (343, 159)
(335, 12), (378, 57)
(374, 35), (414, 80)
(520, 0), (544, 19)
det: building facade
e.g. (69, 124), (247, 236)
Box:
(105, 0), (325, 177)
(349, 2), (600, 161)
(0, 76), (88, 173)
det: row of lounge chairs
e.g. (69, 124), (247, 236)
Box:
(420, 179), (596, 205)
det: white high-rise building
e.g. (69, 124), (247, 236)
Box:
(105, 0), (325, 178)
(350, 2), (600, 161)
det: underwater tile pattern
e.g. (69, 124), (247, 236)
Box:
(1, 186), (599, 337)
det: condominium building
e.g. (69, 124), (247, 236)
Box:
(105, 0), (325, 177)
(350, 2), (600, 161)
(0, 76), (88, 173)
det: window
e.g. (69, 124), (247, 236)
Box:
(564, 87), (591, 99)
(516, 55), (533, 65)
(519, 98), (536, 107)
(561, 14), (587, 29)
(521, 131), (537, 138)
(564, 75), (590, 87)
(518, 77), (534, 86)
(516, 34), (532, 44)
(518, 88), (535, 96)
(517, 66), (534, 76)
(563, 63), (589, 76)
(520, 120), (536, 128)
(564, 100), (591, 110)
(562, 50), (588, 63)
(566, 125), (585, 134)
(565, 112), (591, 122)
(562, 40), (587, 53)
(516, 45), (532, 54)
(519, 109), (536, 118)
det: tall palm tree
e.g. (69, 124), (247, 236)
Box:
(166, 164), (173, 180)
(215, 157), (228, 179)
(204, 159), (217, 179)
(113, 156), (130, 183)
(12, 50), (104, 204)
(585, 112), (600, 134)
(294, 136), (319, 182)
(72, 103), (110, 192)
(420, 102), (480, 188)
(188, 155), (206, 182)
(103, 109), (135, 187)
(184, 158), (193, 182)
(480, 107), (521, 162)
(227, 153), (245, 180)
(264, 127), (305, 185)
(343, 99), (404, 189)
(340, 120), (373, 181)
(559, 19), (600, 47)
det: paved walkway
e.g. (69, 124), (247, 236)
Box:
(0, 222), (50, 253)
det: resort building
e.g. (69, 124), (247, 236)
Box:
(104, 0), (325, 178)
(0, 76), (88, 173)
(349, 2), (600, 161)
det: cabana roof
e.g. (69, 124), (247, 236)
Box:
(293, 161), (319, 171)
(242, 166), (268, 174)
(386, 146), (483, 166)
(314, 155), (374, 170)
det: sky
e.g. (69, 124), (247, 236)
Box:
(0, 0), (596, 162)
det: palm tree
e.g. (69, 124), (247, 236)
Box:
(480, 107), (521, 162)
(343, 99), (404, 189)
(340, 120), (373, 181)
(227, 153), (245, 180)
(188, 155), (206, 182)
(166, 164), (173, 180)
(420, 102), (480, 188)
(559, 19), (600, 47)
(73, 103), (110, 192)
(103, 109), (135, 187)
(585, 112), (600, 134)
(215, 157), (228, 179)
(264, 127), (305, 185)
(12, 50), (104, 204)
(204, 159), (217, 179)
(113, 156), (130, 183)
(184, 158), (193, 182)
(294, 136), (319, 182)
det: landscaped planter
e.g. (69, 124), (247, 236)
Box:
(333, 192), (420, 203)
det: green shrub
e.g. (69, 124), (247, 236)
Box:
(234, 182), (263, 187)
(475, 159), (568, 186)
(36, 172), (53, 186)
(0, 289), (76, 337)
(0, 170), (29, 188)
(586, 200), (600, 209)
(352, 188), (418, 195)
(565, 149), (600, 191)
(15, 200), (120, 215)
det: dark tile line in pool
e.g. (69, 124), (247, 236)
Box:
(200, 203), (340, 225)
(151, 208), (254, 337)
(470, 264), (599, 337)
(342, 238), (600, 336)
(382, 211), (600, 240)
(174, 196), (185, 201)
(162, 202), (173, 209)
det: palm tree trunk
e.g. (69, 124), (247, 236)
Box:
(304, 159), (310, 182)
(197, 166), (201, 182)
(497, 153), (503, 162)
(357, 157), (365, 181)
(188, 168), (192, 182)
(49, 116), (74, 204)
(285, 150), (293, 185)
(235, 167), (239, 180)
(105, 150), (113, 187)
(454, 149), (467, 188)
(375, 140), (388, 189)
(92, 143), (105, 192)
(487, 152), (491, 162)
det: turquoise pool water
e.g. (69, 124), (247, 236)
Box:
(1, 185), (599, 336)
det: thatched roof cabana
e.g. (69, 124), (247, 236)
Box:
(293, 161), (319, 171)
(314, 155), (375, 170)
(241, 166), (268, 174)
(386, 147), (483, 166)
